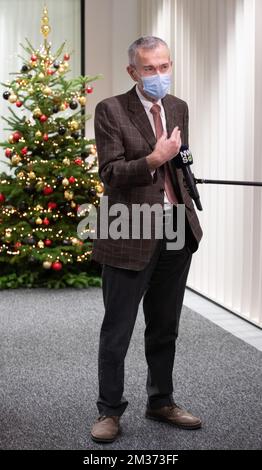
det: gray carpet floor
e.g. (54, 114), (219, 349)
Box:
(0, 288), (261, 450)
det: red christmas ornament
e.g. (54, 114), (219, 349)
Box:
(64, 53), (70, 61)
(40, 114), (48, 123)
(43, 186), (53, 196)
(43, 133), (49, 141)
(43, 217), (50, 226)
(47, 201), (57, 210)
(5, 148), (13, 158)
(21, 147), (28, 156)
(74, 158), (82, 166)
(44, 239), (52, 246)
(16, 101), (23, 108)
(52, 261), (62, 271)
(86, 86), (93, 94)
(47, 69), (54, 75)
(14, 241), (22, 248)
(69, 176), (76, 184)
(13, 131), (22, 142)
(31, 54), (37, 62)
(0, 193), (5, 203)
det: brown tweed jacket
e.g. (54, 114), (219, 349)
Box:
(92, 86), (203, 270)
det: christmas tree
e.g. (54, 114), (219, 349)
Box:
(0, 7), (102, 288)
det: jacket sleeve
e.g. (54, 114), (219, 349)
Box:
(94, 101), (154, 189)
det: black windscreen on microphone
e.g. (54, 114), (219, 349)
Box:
(173, 145), (203, 211)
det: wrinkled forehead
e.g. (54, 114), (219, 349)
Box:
(135, 44), (170, 66)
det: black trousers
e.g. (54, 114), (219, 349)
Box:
(97, 208), (193, 416)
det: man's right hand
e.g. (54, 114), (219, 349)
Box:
(146, 126), (181, 170)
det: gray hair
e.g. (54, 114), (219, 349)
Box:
(128, 36), (169, 66)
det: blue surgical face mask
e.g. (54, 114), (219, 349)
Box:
(141, 73), (171, 100)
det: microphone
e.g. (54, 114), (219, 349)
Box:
(174, 145), (203, 211)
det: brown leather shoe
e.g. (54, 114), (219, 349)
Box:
(145, 404), (202, 430)
(91, 415), (120, 443)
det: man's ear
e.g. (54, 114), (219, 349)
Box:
(127, 65), (138, 82)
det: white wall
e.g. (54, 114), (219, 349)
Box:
(251, 0), (262, 325)
(85, 0), (262, 326)
(85, 0), (140, 137)
(140, 0), (262, 327)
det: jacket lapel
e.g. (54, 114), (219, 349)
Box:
(127, 86), (156, 150)
(162, 95), (183, 199)
(162, 94), (176, 138)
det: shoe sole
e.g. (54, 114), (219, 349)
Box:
(91, 428), (121, 444)
(91, 434), (118, 443)
(145, 414), (202, 430)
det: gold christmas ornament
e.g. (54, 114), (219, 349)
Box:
(35, 205), (44, 211)
(63, 62), (69, 70)
(17, 171), (25, 179)
(78, 96), (86, 106)
(8, 135), (14, 144)
(42, 15), (49, 26)
(36, 217), (43, 225)
(64, 190), (74, 200)
(41, 24), (51, 37)
(96, 183), (104, 194)
(8, 94), (18, 103)
(38, 240), (45, 248)
(36, 181), (44, 190)
(71, 237), (81, 246)
(69, 120), (79, 130)
(63, 157), (70, 166)
(35, 130), (42, 138)
(43, 260), (52, 269)
(53, 95), (60, 103)
(28, 171), (36, 179)
(43, 86), (52, 96)
(30, 60), (37, 68)
(71, 201), (76, 208)
(62, 177), (69, 187)
(38, 72), (45, 80)
(11, 155), (22, 165)
(33, 108), (42, 118)
(59, 65), (65, 73)
(60, 103), (66, 111)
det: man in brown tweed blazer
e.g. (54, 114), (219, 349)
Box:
(91, 37), (203, 443)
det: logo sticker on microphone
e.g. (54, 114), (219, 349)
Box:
(180, 148), (193, 165)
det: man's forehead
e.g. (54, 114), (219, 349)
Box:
(136, 45), (170, 62)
